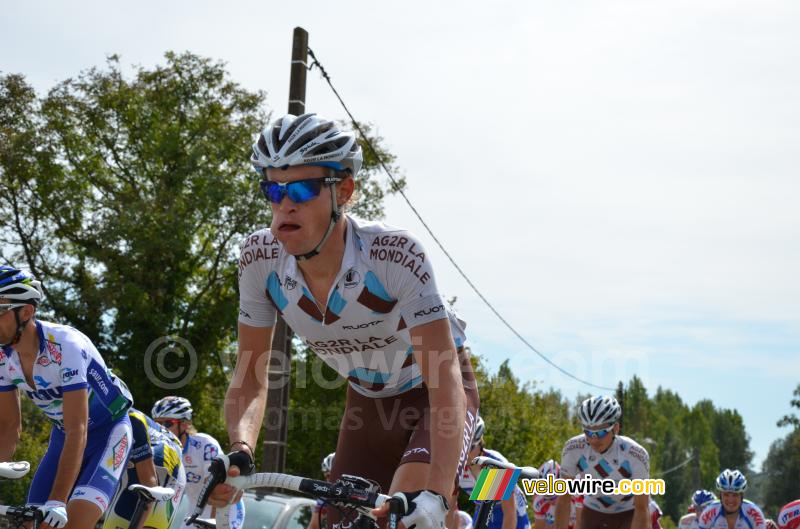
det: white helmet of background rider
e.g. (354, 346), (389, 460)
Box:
(538, 459), (561, 479)
(0, 266), (43, 346)
(471, 416), (485, 447)
(250, 113), (363, 261)
(579, 395), (622, 428)
(151, 396), (193, 421)
(321, 452), (335, 474)
(715, 469), (747, 493)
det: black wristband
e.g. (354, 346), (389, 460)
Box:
(230, 440), (254, 455)
(227, 450), (255, 476)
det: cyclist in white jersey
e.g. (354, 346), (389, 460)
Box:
(680, 490), (717, 529)
(209, 113), (479, 529)
(151, 396), (245, 529)
(555, 396), (650, 529)
(532, 460), (582, 529)
(698, 470), (765, 529)
(0, 266), (133, 529)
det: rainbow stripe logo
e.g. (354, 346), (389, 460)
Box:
(469, 468), (521, 501)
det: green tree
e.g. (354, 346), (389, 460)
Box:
(762, 384), (800, 512)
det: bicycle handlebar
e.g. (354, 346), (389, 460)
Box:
(0, 461), (31, 479)
(186, 454), (401, 529)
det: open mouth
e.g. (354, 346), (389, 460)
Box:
(278, 222), (301, 232)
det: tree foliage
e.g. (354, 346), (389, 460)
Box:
(762, 384), (800, 514)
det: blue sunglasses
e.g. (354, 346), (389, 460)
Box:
(584, 425), (614, 439)
(259, 176), (341, 205)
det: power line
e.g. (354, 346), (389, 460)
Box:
(307, 48), (614, 392)
(656, 453), (695, 478)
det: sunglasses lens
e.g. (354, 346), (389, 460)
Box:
(260, 179), (324, 204)
(287, 179), (323, 203)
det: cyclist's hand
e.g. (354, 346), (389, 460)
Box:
(207, 450), (252, 508)
(372, 490), (449, 529)
(39, 500), (68, 529)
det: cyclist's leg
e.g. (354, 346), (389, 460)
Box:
(102, 468), (138, 529)
(26, 427), (63, 506)
(390, 348), (480, 492)
(69, 415), (133, 526)
(139, 442), (186, 529)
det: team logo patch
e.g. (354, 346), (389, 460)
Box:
(344, 269), (361, 289)
(204, 444), (218, 461)
(45, 335), (63, 364)
(112, 435), (129, 470)
(284, 275), (297, 290)
(61, 368), (79, 383)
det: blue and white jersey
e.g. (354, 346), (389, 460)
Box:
(238, 215), (466, 398)
(459, 449), (531, 529)
(180, 432), (245, 529)
(560, 434), (650, 513)
(699, 500), (766, 529)
(0, 320), (132, 430)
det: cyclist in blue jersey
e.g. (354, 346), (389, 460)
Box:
(457, 416), (531, 529)
(209, 113), (480, 529)
(0, 266), (133, 529)
(698, 470), (765, 529)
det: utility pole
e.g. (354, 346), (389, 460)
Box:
(616, 381), (625, 434)
(260, 26), (308, 472)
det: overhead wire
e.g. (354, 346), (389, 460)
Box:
(307, 47), (614, 392)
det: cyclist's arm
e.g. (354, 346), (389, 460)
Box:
(0, 389), (21, 461)
(500, 496), (517, 529)
(411, 318), (466, 498)
(554, 478), (574, 529)
(132, 458), (158, 529)
(225, 322), (275, 455)
(632, 494), (650, 529)
(49, 388), (89, 503)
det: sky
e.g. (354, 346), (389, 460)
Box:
(2, 0), (798, 469)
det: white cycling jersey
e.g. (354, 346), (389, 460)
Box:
(180, 432), (245, 529)
(698, 500), (766, 529)
(560, 434), (650, 514)
(532, 493), (581, 527)
(0, 320), (132, 430)
(238, 216), (466, 398)
(681, 513), (700, 529)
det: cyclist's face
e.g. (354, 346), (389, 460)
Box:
(721, 492), (742, 512)
(585, 422), (618, 452)
(0, 299), (32, 344)
(266, 165), (337, 255)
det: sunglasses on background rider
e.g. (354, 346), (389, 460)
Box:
(583, 424), (615, 439)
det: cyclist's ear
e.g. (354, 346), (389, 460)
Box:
(336, 173), (355, 207)
(613, 423), (620, 435)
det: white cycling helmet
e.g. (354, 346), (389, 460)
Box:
(321, 452), (335, 474)
(0, 266), (43, 304)
(151, 396), (193, 421)
(716, 469), (747, 493)
(579, 395), (622, 428)
(0, 266), (43, 346)
(251, 113), (362, 177)
(471, 416), (485, 447)
(250, 113), (363, 262)
(538, 459), (561, 478)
